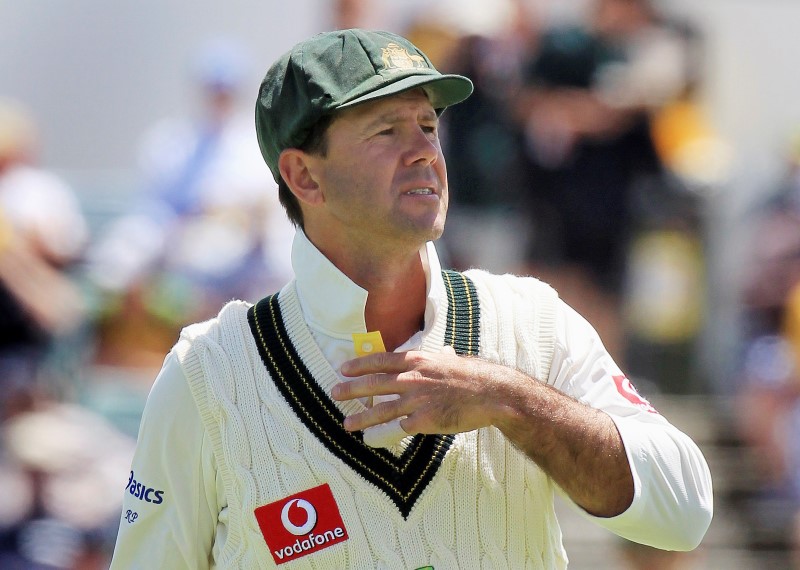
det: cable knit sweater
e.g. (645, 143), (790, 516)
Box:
(174, 269), (564, 569)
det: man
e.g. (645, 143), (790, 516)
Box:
(111, 29), (712, 569)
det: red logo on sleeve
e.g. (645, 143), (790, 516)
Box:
(254, 483), (348, 565)
(613, 375), (659, 414)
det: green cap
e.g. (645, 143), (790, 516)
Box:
(255, 28), (474, 183)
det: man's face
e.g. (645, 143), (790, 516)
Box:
(304, 89), (449, 251)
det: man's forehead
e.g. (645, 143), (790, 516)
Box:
(337, 89), (436, 122)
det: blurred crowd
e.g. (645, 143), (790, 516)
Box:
(735, 131), (800, 561)
(0, 36), (294, 569)
(1, 0), (799, 567)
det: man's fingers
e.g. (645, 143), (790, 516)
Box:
(340, 350), (424, 377)
(340, 351), (394, 377)
(399, 415), (423, 436)
(342, 396), (407, 431)
(331, 373), (400, 401)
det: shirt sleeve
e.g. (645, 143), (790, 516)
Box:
(549, 300), (713, 551)
(110, 351), (221, 569)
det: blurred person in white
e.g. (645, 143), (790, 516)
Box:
(86, 37), (294, 368)
(0, 98), (88, 421)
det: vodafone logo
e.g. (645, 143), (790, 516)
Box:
(255, 483), (348, 565)
(281, 499), (317, 535)
(613, 375), (658, 414)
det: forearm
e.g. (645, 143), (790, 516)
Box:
(491, 371), (634, 517)
(335, 349), (635, 517)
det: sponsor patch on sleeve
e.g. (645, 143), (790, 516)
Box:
(613, 375), (659, 414)
(255, 483), (348, 565)
(126, 470), (165, 505)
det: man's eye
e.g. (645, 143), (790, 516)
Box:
(377, 128), (394, 136)
(421, 125), (437, 134)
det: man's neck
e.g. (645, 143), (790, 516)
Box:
(303, 229), (429, 351)
(361, 258), (427, 351)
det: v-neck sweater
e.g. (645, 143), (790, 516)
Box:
(174, 270), (563, 569)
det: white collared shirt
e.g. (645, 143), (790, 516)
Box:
(291, 229), (445, 377)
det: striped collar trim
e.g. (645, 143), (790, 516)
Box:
(247, 270), (480, 518)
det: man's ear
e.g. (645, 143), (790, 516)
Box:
(278, 149), (324, 206)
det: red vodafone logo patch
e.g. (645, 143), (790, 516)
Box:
(255, 483), (348, 565)
(613, 375), (659, 414)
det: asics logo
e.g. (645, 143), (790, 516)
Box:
(126, 471), (165, 504)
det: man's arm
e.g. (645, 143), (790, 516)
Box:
(332, 301), (712, 549)
(548, 303), (713, 550)
(110, 352), (219, 569)
(490, 369), (635, 517)
(333, 347), (633, 517)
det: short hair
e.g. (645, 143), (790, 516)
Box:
(277, 113), (335, 228)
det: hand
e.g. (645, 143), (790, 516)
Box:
(333, 345), (635, 517)
(332, 346), (514, 435)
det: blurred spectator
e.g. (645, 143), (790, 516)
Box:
(740, 141), (800, 347)
(736, 134), (800, 551)
(514, 0), (699, 363)
(620, 9), (729, 397)
(331, 0), (369, 29)
(0, 98), (88, 419)
(434, 0), (542, 273)
(85, 38), (294, 369)
(0, 398), (135, 568)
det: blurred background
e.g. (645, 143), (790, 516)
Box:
(2, 0), (800, 567)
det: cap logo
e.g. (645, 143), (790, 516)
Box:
(381, 42), (427, 72)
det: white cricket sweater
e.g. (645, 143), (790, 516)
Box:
(174, 269), (566, 569)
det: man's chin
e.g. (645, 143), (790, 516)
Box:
(387, 211), (447, 246)
(429, 224), (445, 242)
(414, 219), (445, 244)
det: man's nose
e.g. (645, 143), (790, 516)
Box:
(404, 127), (439, 166)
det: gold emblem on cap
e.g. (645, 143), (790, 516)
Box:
(381, 43), (427, 72)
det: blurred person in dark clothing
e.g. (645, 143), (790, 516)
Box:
(514, 0), (694, 362)
(516, 5), (706, 565)
(437, 0), (542, 273)
(0, 98), (88, 420)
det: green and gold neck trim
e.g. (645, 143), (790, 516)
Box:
(247, 269), (480, 518)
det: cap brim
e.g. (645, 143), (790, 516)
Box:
(338, 74), (473, 112)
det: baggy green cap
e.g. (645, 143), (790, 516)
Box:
(255, 28), (474, 183)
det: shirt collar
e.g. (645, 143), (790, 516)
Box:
(291, 229), (445, 342)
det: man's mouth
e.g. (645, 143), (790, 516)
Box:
(404, 188), (435, 196)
